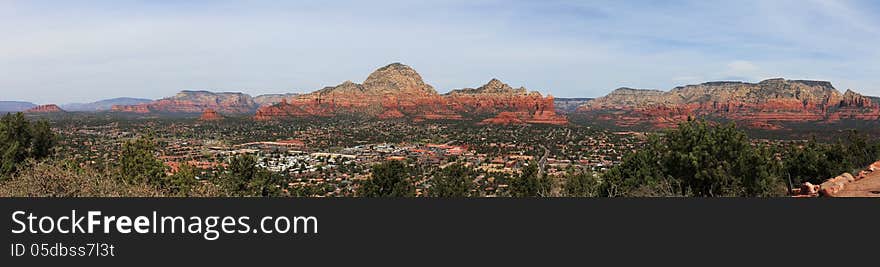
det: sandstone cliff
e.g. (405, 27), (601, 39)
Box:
(444, 79), (567, 125)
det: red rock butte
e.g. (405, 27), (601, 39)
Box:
(25, 104), (65, 113)
(254, 63), (567, 125)
(577, 78), (880, 129)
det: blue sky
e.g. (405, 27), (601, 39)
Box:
(2, 0), (879, 104)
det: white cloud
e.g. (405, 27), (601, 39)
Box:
(2, 0), (880, 102)
(722, 60), (762, 80)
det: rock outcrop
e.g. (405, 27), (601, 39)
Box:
(254, 63), (567, 125)
(199, 108), (223, 121)
(444, 79), (567, 125)
(25, 104), (65, 113)
(578, 79), (880, 129)
(819, 173), (855, 197)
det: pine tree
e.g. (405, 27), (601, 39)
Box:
(119, 136), (167, 185)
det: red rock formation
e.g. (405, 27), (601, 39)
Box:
(578, 79), (880, 129)
(256, 63), (449, 120)
(199, 108), (223, 121)
(25, 104), (65, 113)
(445, 79), (567, 125)
(254, 63), (566, 125)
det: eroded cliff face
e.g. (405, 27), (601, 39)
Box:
(254, 63), (567, 125)
(578, 79), (880, 129)
(255, 63), (449, 120)
(444, 79), (566, 125)
(113, 91), (258, 114)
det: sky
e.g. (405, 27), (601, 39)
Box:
(1, 0), (879, 104)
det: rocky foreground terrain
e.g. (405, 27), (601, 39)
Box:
(577, 78), (880, 129)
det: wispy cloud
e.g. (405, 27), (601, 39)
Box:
(0, 0), (878, 103)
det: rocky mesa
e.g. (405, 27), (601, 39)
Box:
(25, 104), (65, 113)
(577, 78), (880, 129)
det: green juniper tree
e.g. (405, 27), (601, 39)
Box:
(429, 163), (473, 197)
(510, 162), (551, 197)
(221, 154), (282, 197)
(600, 120), (786, 197)
(166, 162), (199, 196)
(119, 136), (167, 185)
(359, 160), (415, 197)
(564, 172), (599, 197)
(0, 113), (55, 180)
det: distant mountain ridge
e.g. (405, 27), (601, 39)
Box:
(554, 98), (593, 113)
(112, 91), (300, 114)
(0, 101), (37, 113)
(62, 97), (152, 112)
(578, 78), (880, 129)
(253, 93), (300, 106)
